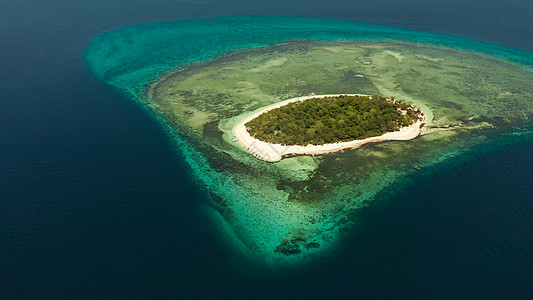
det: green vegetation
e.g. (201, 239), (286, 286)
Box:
(246, 95), (422, 146)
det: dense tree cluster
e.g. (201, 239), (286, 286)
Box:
(246, 95), (422, 146)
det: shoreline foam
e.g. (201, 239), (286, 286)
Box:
(233, 94), (426, 162)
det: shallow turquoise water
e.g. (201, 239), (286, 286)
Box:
(85, 16), (533, 99)
(84, 16), (533, 265)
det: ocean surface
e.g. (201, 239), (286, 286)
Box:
(1, 1), (532, 299)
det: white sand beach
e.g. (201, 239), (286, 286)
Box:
(233, 94), (426, 162)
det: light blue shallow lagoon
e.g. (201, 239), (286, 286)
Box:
(85, 16), (533, 99)
(85, 16), (533, 266)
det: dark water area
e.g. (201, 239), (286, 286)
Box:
(1, 0), (532, 298)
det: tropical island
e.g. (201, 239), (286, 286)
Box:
(87, 19), (533, 262)
(233, 94), (425, 162)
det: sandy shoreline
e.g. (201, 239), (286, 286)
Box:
(233, 94), (426, 162)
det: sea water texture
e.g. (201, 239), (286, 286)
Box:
(84, 16), (533, 266)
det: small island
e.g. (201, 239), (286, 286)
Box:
(247, 94), (421, 145)
(233, 94), (425, 162)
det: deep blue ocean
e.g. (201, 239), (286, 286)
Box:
(1, 1), (532, 299)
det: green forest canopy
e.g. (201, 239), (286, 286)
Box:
(246, 95), (422, 146)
